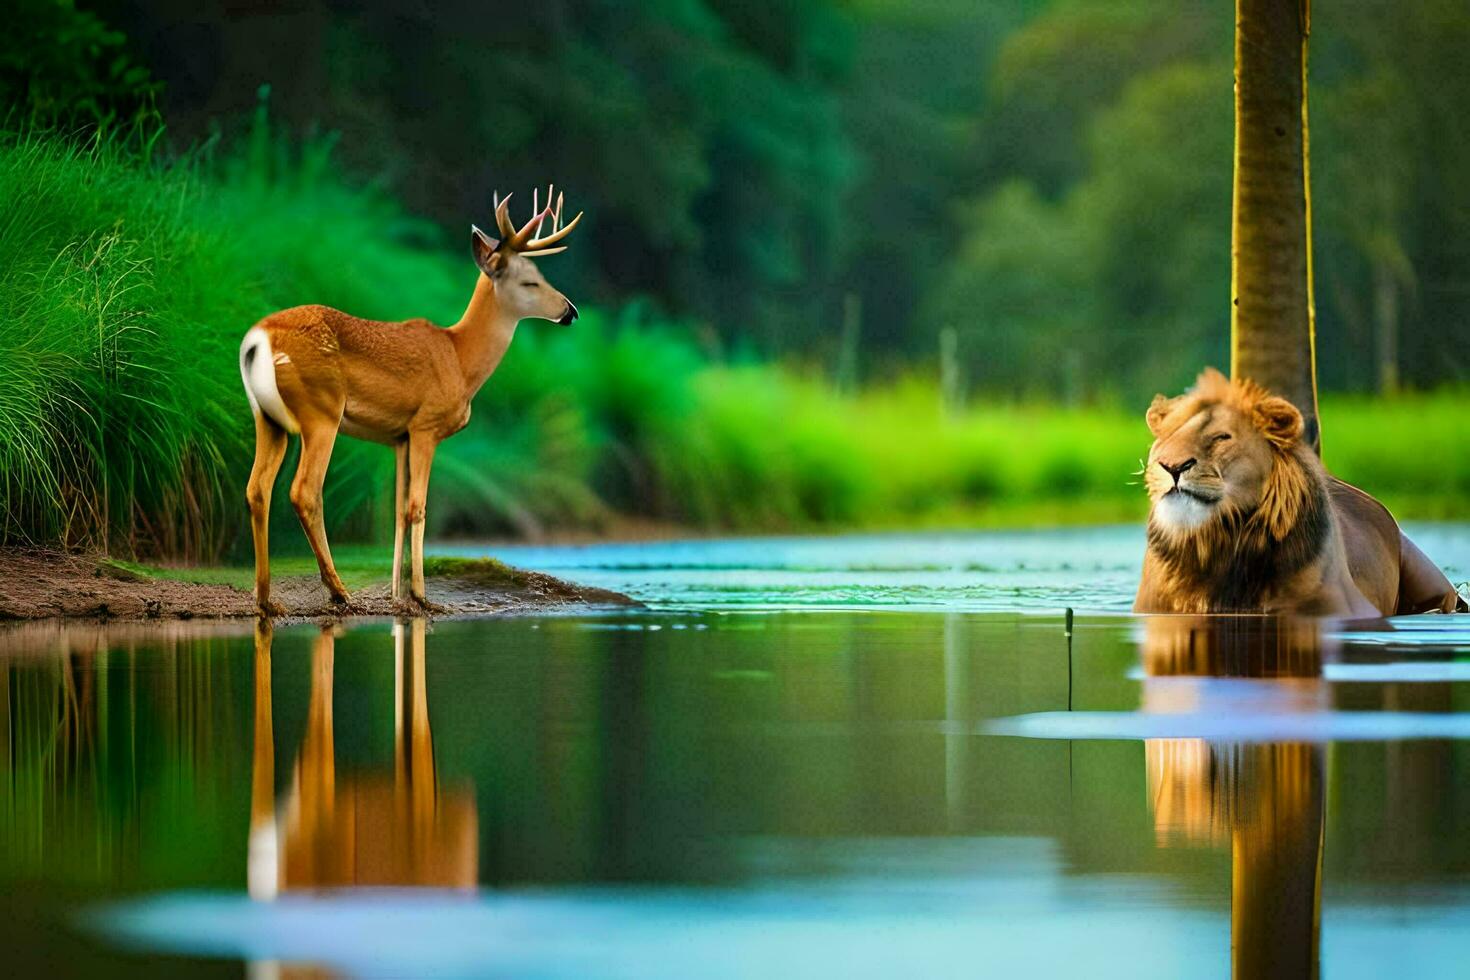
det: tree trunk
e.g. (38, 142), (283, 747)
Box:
(1231, 0), (1321, 452)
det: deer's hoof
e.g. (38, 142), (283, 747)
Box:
(256, 598), (287, 618)
(409, 592), (446, 614)
(323, 596), (368, 619)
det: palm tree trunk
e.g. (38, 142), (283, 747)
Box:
(1231, 0), (1321, 452)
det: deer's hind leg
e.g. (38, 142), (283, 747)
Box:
(290, 414), (352, 605)
(247, 412), (289, 615)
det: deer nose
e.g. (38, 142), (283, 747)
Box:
(557, 300), (578, 325)
(1159, 458), (1197, 484)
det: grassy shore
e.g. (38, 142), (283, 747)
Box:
(2, 127), (1466, 564)
(104, 549), (528, 593)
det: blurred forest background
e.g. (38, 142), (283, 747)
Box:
(3, 0), (1469, 559)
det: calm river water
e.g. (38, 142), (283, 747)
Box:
(3, 525), (1469, 978)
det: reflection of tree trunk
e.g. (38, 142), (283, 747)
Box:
(1373, 258), (1400, 394)
(1231, 0), (1320, 453)
(1231, 743), (1323, 980)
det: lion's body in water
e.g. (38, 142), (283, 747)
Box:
(1135, 369), (1463, 617)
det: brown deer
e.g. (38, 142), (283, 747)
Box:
(239, 189), (582, 613)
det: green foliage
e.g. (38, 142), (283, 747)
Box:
(1321, 390), (1470, 515)
(419, 555), (531, 588)
(1074, 61), (1234, 391)
(926, 180), (1091, 399)
(929, 61), (1233, 402)
(1, 0), (161, 129)
(0, 131), (239, 557)
(931, 0), (1470, 400)
(119, 548), (528, 591)
(984, 0), (1221, 195)
(3, 124), (1466, 561)
(460, 339), (1470, 534)
(303, 0), (863, 354)
(0, 122), (459, 557)
(7, 0), (1470, 399)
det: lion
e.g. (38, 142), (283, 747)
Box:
(1135, 368), (1465, 617)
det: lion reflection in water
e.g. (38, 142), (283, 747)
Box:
(1141, 616), (1326, 980)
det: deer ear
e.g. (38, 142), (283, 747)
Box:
(1253, 396), (1303, 449)
(1146, 394), (1177, 436)
(471, 225), (505, 276)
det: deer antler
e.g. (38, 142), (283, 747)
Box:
(491, 187), (583, 257)
(508, 208), (550, 250)
(492, 192), (516, 241)
(520, 189), (583, 257)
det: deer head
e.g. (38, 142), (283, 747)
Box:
(470, 186), (583, 325)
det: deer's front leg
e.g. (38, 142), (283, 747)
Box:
(391, 440), (408, 601)
(405, 431), (439, 605)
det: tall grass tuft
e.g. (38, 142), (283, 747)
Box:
(0, 120), (463, 558)
(0, 132), (236, 557)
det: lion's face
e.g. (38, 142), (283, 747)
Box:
(1143, 368), (1304, 538)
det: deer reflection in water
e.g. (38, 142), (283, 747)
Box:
(1141, 616), (1326, 980)
(249, 619), (477, 897)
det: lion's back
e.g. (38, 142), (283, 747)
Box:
(1327, 477), (1401, 614)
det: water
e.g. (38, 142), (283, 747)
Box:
(454, 522), (1470, 612)
(2, 525), (1469, 978)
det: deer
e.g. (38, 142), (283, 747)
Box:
(238, 188), (582, 614)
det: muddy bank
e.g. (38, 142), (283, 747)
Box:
(0, 548), (635, 622)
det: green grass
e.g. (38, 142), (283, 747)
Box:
(1317, 389), (1470, 519)
(420, 555), (530, 587)
(0, 121), (461, 559)
(104, 547), (388, 591)
(111, 548), (528, 592)
(2, 125), (1466, 564)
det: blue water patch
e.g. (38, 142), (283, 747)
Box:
(440, 523), (1470, 614)
(988, 710), (1470, 741)
(88, 874), (1470, 980)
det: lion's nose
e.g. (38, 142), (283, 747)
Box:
(1160, 458), (1197, 484)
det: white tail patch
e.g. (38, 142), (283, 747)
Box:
(239, 327), (301, 433)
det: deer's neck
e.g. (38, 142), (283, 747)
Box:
(449, 273), (520, 395)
